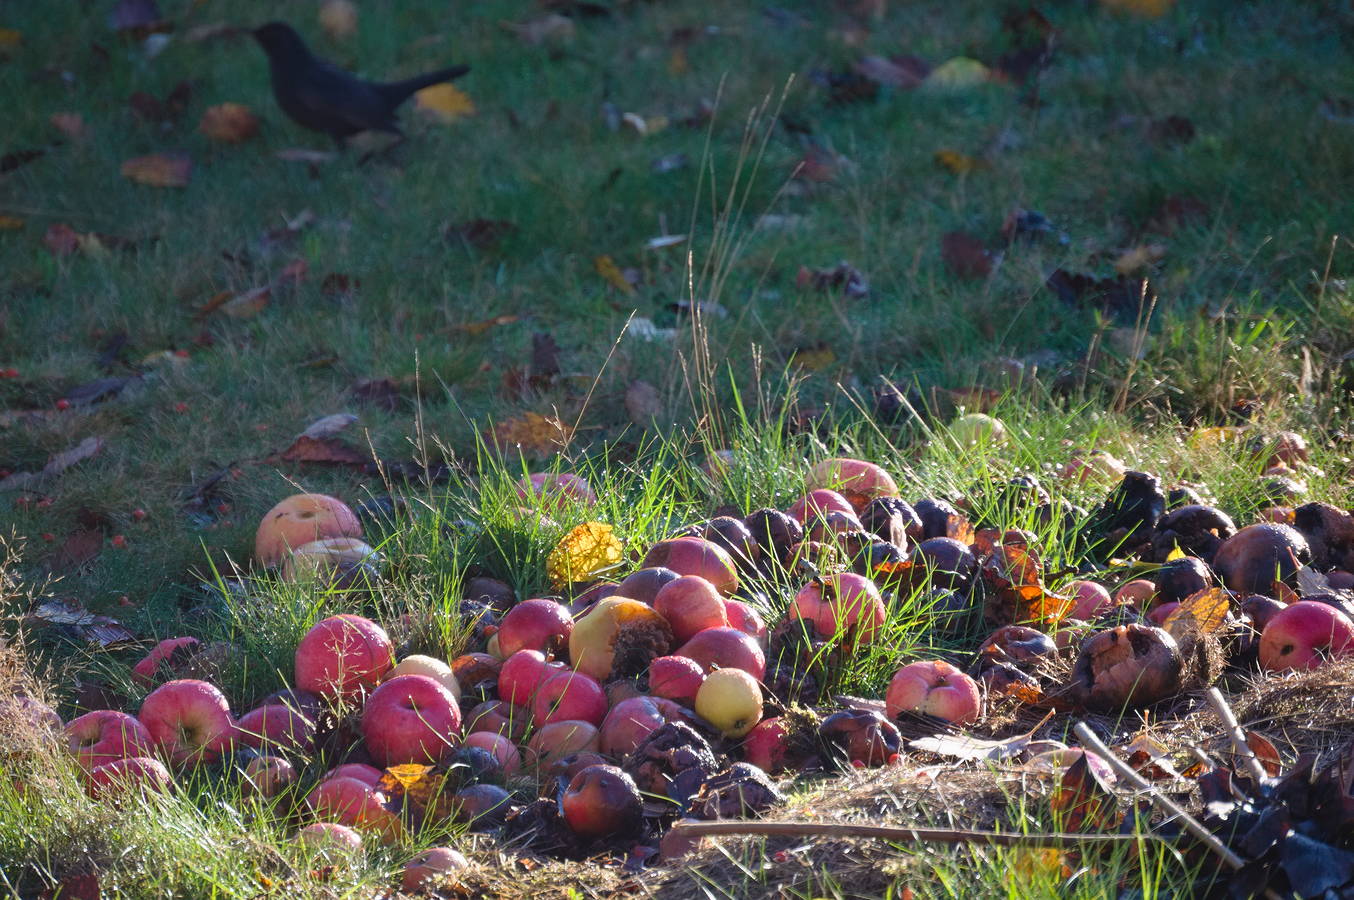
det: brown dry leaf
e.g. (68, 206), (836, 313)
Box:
(910, 711), (1054, 762)
(0, 28), (20, 49)
(272, 435), (368, 467)
(38, 873), (101, 900)
(199, 103), (260, 143)
(121, 154), (191, 188)
(49, 530), (106, 574)
(1006, 849), (1069, 886)
(487, 412), (574, 457)
(502, 13), (575, 45)
(624, 379), (662, 425)
(318, 0), (358, 39)
(197, 285), (271, 319)
(594, 255), (637, 295)
(415, 84), (475, 123)
(941, 231), (995, 279)
(450, 314), (521, 336)
(925, 57), (992, 89)
(1100, 0), (1175, 16)
(1245, 731), (1283, 777)
(547, 522), (623, 587)
(1113, 243), (1166, 275)
(352, 377), (405, 410)
(0, 216), (22, 230)
(49, 112), (87, 140)
(1163, 587), (1231, 641)
(934, 149), (986, 174)
(1121, 734), (1184, 780)
(790, 343), (837, 372)
(1052, 753), (1121, 831)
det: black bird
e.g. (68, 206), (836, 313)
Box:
(252, 21), (468, 143)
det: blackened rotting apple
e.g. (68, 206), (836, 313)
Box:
(872, 381), (928, 425)
(913, 498), (960, 540)
(744, 508), (804, 565)
(623, 722), (719, 798)
(1085, 471), (1165, 558)
(1153, 555), (1218, 604)
(1261, 475), (1306, 504)
(1035, 498), (1087, 534)
(764, 661), (821, 704)
(451, 783), (512, 828)
(818, 708), (901, 769)
(1150, 505), (1237, 563)
(463, 576), (517, 614)
(354, 494), (408, 531)
(977, 625), (1057, 665)
(908, 537), (978, 591)
(861, 496), (923, 547)
(1068, 624), (1183, 712)
(855, 540), (905, 580)
(978, 660), (1043, 698)
(977, 475), (1050, 527)
(690, 762), (784, 819)
(1212, 523), (1311, 595)
(924, 588), (972, 634)
(1165, 484), (1206, 510)
(697, 516), (760, 568)
(1292, 502), (1354, 571)
(445, 745), (503, 788)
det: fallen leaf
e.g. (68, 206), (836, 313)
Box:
(49, 112), (87, 140)
(182, 22), (236, 43)
(320, 273), (359, 296)
(669, 300), (727, 318)
(628, 317), (676, 341)
(0, 216), (22, 230)
(796, 262), (869, 298)
(1100, 0), (1175, 17)
(651, 152), (689, 173)
(199, 103), (260, 143)
(0, 437), (105, 492)
(272, 435), (368, 467)
(620, 112), (669, 136)
(1245, 731), (1283, 777)
(1121, 734), (1184, 780)
(0, 29), (21, 49)
(65, 376), (138, 407)
(595, 255), (637, 294)
(415, 83), (476, 123)
(351, 378), (404, 410)
(196, 285), (271, 319)
(910, 712), (1055, 762)
(450, 314), (521, 336)
(1045, 269), (1153, 319)
(793, 146), (843, 183)
(790, 343), (836, 372)
(38, 873), (101, 900)
(121, 154), (191, 188)
(301, 413), (358, 439)
(854, 54), (930, 88)
(318, 0), (358, 39)
(925, 57), (992, 89)
(644, 234), (687, 250)
(624, 380), (662, 425)
(48, 530), (106, 573)
(502, 13), (575, 45)
(941, 231), (995, 279)
(812, 68), (879, 105)
(529, 332), (561, 391)
(1052, 753), (1121, 831)
(1163, 587), (1231, 640)
(128, 82), (191, 122)
(934, 149), (986, 174)
(546, 522), (623, 586)
(486, 412), (574, 457)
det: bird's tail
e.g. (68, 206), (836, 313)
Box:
(379, 65), (470, 106)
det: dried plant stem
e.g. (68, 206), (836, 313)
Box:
(1205, 687), (1271, 786)
(667, 819), (1163, 849)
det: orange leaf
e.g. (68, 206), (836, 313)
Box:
(547, 521), (623, 587)
(1163, 586), (1231, 640)
(199, 103), (260, 143)
(121, 154), (191, 188)
(451, 314), (521, 336)
(415, 83), (475, 123)
(934, 149), (985, 174)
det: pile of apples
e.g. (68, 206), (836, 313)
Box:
(41, 439), (1354, 883)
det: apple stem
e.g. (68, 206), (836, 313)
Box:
(667, 819), (1163, 849)
(1203, 686), (1271, 786)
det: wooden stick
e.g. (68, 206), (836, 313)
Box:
(1205, 687), (1271, 786)
(1074, 723), (1283, 900)
(666, 820), (1162, 849)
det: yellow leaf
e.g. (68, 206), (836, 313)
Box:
(415, 83), (475, 123)
(486, 412), (574, 457)
(0, 29), (20, 49)
(790, 343), (836, 372)
(1100, 0), (1175, 17)
(121, 154), (192, 188)
(1164, 587), (1231, 640)
(934, 149), (986, 174)
(925, 58), (991, 89)
(547, 521), (623, 587)
(1187, 426), (1243, 450)
(0, 216), (23, 230)
(1165, 545), (1186, 562)
(669, 45), (690, 76)
(594, 255), (636, 295)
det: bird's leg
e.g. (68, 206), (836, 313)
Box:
(358, 130), (406, 167)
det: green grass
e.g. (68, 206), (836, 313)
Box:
(3, 0), (1354, 896)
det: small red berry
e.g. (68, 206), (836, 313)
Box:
(173, 402), (189, 413)
(1, 367), (18, 378)
(118, 595), (134, 607)
(55, 399), (71, 411)
(131, 508), (148, 522)
(110, 535), (127, 549)
(41, 532), (55, 542)
(34, 497), (53, 509)
(174, 349), (190, 358)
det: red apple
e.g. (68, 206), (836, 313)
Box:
(598, 696), (678, 757)
(676, 627), (766, 680)
(1259, 601), (1354, 671)
(296, 822), (363, 857)
(641, 537), (739, 596)
(885, 660), (982, 725)
(236, 703), (315, 755)
(1147, 601), (1180, 627)
(255, 493), (361, 568)
(789, 573), (886, 645)
(361, 674), (462, 766)
(323, 763), (383, 787)
(305, 776), (399, 840)
(742, 717), (790, 773)
(498, 599), (574, 658)
(1066, 580), (1115, 620)
(65, 709), (155, 772)
(295, 614), (393, 701)
(787, 489), (857, 524)
(138, 679), (238, 765)
(243, 754), (297, 798)
(497, 649), (553, 706)
(648, 655), (704, 705)
(724, 599), (767, 644)
(532, 670), (608, 727)
(89, 756), (172, 800)
(131, 637), (202, 687)
(653, 575), (728, 643)
(464, 730), (522, 776)
(525, 720), (600, 769)
(402, 846), (469, 893)
(465, 699), (531, 740)
(560, 764), (643, 838)
(517, 472), (597, 510)
(1114, 579), (1157, 610)
(806, 458), (899, 512)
